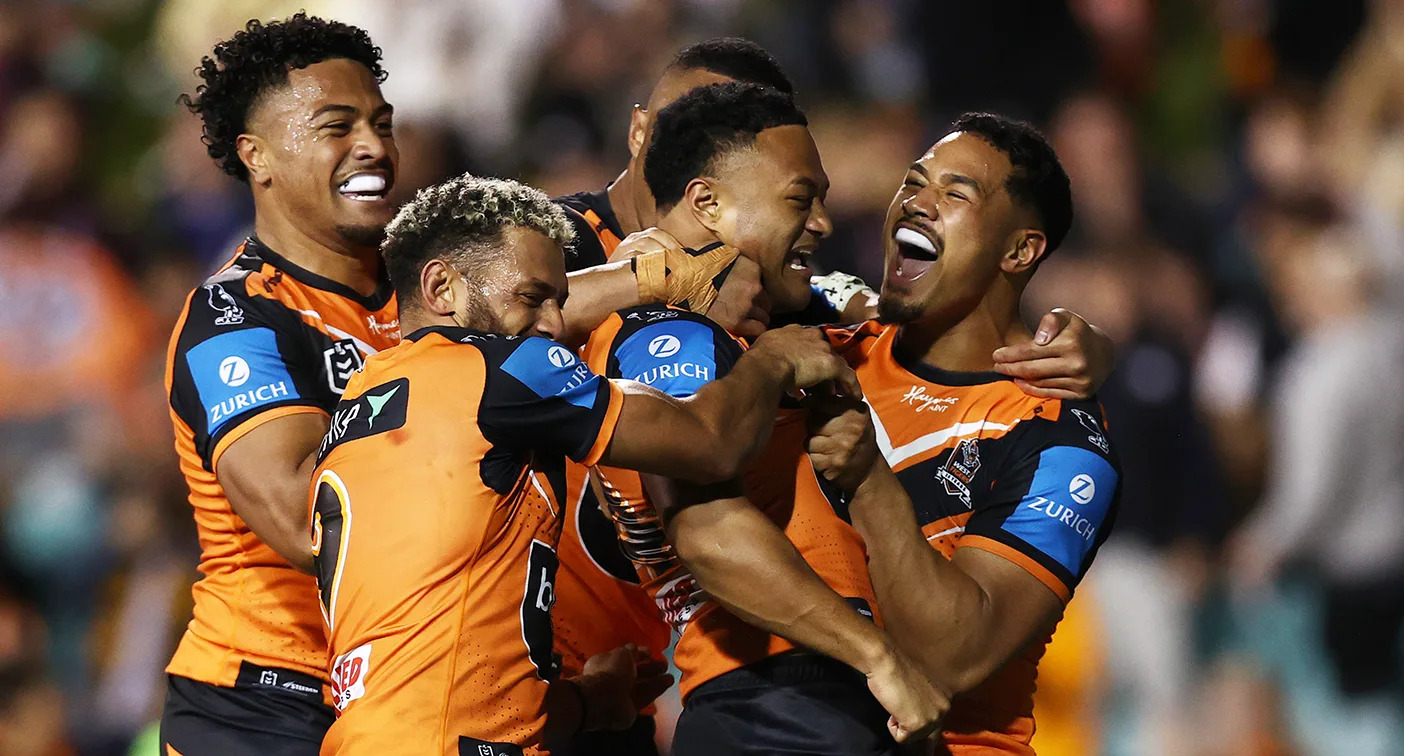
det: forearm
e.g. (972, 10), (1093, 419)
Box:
(848, 464), (1000, 695)
(670, 495), (891, 675)
(562, 261), (640, 347)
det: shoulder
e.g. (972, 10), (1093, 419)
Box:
(605, 305), (739, 394)
(553, 190), (616, 270)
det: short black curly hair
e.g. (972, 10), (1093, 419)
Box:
(179, 13), (386, 182)
(644, 82), (808, 211)
(948, 112), (1074, 254)
(669, 37), (794, 96)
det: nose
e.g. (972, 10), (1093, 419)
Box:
(902, 187), (938, 221)
(351, 121), (392, 164)
(534, 300), (565, 342)
(806, 198), (834, 239)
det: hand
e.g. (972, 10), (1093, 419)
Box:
(608, 227), (685, 263)
(864, 645), (948, 743)
(804, 395), (879, 491)
(576, 643), (672, 731)
(705, 254), (770, 340)
(992, 308), (1114, 400)
(749, 325), (862, 399)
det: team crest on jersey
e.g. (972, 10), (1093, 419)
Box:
(204, 283), (244, 326)
(936, 437), (981, 508)
(1071, 408), (1110, 453)
(323, 339), (365, 393)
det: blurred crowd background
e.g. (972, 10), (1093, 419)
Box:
(0, 0), (1402, 754)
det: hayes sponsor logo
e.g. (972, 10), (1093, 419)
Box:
(901, 385), (958, 413)
(365, 316), (400, 338)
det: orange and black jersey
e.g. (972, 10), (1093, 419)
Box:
(164, 236), (398, 689)
(313, 326), (623, 756)
(585, 304), (878, 702)
(556, 188), (624, 270)
(825, 321), (1121, 754)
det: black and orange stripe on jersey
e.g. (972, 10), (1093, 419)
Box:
(556, 188), (625, 270)
(583, 304), (878, 703)
(165, 237), (399, 692)
(825, 321), (1121, 756)
(314, 326), (624, 756)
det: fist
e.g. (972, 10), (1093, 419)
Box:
(805, 395), (879, 491)
(749, 325), (862, 398)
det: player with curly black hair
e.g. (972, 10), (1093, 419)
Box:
(161, 14), (401, 756)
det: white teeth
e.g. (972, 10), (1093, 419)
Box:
(895, 227), (936, 254)
(340, 174), (386, 194)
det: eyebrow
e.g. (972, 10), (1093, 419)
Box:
(310, 103), (395, 119)
(790, 176), (830, 195)
(939, 172), (983, 196)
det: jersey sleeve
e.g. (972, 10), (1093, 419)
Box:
(604, 305), (744, 398)
(169, 278), (326, 471)
(478, 336), (624, 466)
(959, 401), (1121, 602)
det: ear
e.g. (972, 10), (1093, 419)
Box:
(682, 177), (723, 232)
(627, 105), (648, 159)
(237, 134), (272, 187)
(1001, 230), (1048, 275)
(420, 260), (458, 316)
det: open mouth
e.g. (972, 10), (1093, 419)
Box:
(786, 248), (814, 272)
(892, 226), (939, 280)
(338, 173), (390, 202)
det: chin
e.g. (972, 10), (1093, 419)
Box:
(876, 294), (923, 325)
(336, 223), (388, 249)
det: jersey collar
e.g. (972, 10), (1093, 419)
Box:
(243, 236), (395, 312)
(882, 324), (1014, 386)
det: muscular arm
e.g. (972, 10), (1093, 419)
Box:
(562, 261), (640, 348)
(646, 476), (893, 675)
(848, 461), (1062, 698)
(598, 327), (857, 482)
(215, 412), (328, 574)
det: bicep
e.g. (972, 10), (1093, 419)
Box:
(949, 546), (1064, 654)
(599, 382), (723, 481)
(216, 412), (328, 565)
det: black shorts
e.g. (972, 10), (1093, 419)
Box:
(159, 662), (335, 756)
(672, 652), (897, 756)
(549, 714), (658, 756)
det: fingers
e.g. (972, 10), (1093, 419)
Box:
(833, 363), (864, 399)
(1032, 307), (1073, 345)
(991, 356), (1087, 383)
(1009, 378), (1085, 400)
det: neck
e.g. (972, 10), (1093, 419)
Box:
(895, 279), (1032, 373)
(398, 308), (455, 337)
(606, 165), (650, 236)
(253, 196), (382, 297)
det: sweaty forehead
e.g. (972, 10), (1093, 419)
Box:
(248, 58), (384, 132)
(917, 132), (1013, 188)
(647, 67), (733, 112)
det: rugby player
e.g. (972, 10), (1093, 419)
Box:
(549, 38), (1115, 755)
(581, 83), (946, 755)
(806, 114), (1123, 755)
(312, 174), (864, 756)
(161, 16), (769, 755)
(162, 16), (402, 755)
